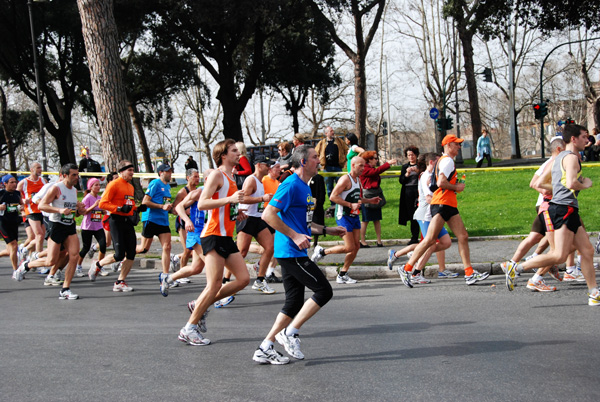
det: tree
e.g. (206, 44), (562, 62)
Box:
(77, 0), (141, 197)
(260, 6), (341, 134)
(0, 82), (35, 170)
(310, 0), (386, 146)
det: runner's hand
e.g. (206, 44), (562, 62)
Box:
(291, 232), (311, 250)
(328, 226), (347, 237)
(230, 190), (244, 204)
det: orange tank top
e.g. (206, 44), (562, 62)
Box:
(22, 177), (46, 215)
(430, 155), (458, 208)
(201, 171), (238, 238)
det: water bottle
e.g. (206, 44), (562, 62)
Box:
(457, 174), (466, 184)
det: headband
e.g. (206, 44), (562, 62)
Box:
(118, 164), (134, 172)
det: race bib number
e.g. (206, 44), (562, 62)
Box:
(162, 196), (171, 204)
(257, 201), (265, 213)
(229, 203), (239, 221)
(6, 204), (18, 213)
(61, 213), (74, 224)
(91, 210), (103, 222)
(306, 195), (315, 225)
(125, 195), (135, 206)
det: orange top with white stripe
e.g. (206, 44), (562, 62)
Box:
(21, 177), (46, 215)
(430, 155), (458, 208)
(201, 171), (238, 238)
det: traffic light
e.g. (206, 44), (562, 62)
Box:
(436, 118), (446, 133)
(539, 102), (548, 118)
(446, 116), (454, 131)
(533, 103), (541, 119)
(533, 102), (549, 120)
(564, 118), (575, 125)
(483, 68), (492, 82)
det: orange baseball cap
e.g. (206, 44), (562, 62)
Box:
(441, 134), (465, 146)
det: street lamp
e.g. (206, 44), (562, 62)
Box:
(27, 0), (48, 172)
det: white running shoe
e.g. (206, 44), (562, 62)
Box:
(111, 261), (122, 272)
(88, 261), (100, 282)
(99, 267), (109, 276)
(44, 275), (62, 286)
(412, 273), (431, 284)
(55, 269), (63, 282)
(178, 277), (191, 284)
(113, 281), (134, 292)
(87, 243), (97, 259)
(310, 245), (325, 263)
(178, 326), (210, 346)
(275, 329), (304, 360)
(14, 262), (27, 282)
(159, 273), (170, 297)
(466, 269), (490, 286)
(252, 279), (276, 294)
(199, 309), (209, 333)
(75, 265), (84, 278)
(397, 265), (413, 288)
(58, 289), (79, 300)
(336, 274), (357, 284)
(170, 253), (180, 272)
(214, 295), (235, 308)
(253, 346), (290, 365)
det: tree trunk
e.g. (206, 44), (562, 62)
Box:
(594, 97), (600, 129)
(217, 82), (244, 142)
(77, 0), (142, 198)
(128, 102), (154, 173)
(457, 28), (483, 147)
(354, 53), (367, 147)
(0, 84), (16, 172)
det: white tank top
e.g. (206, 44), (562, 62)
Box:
(49, 182), (78, 225)
(240, 175), (265, 218)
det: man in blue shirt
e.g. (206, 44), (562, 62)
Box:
(252, 145), (346, 365)
(141, 164), (174, 283)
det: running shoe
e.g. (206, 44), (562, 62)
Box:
(178, 326), (210, 346)
(170, 253), (180, 272)
(17, 244), (28, 264)
(159, 273), (170, 297)
(412, 273), (431, 284)
(252, 279), (276, 294)
(588, 290), (600, 306)
(253, 346), (290, 365)
(548, 265), (562, 282)
(55, 269), (63, 282)
(576, 255), (581, 271)
(187, 300), (196, 314)
(253, 262), (259, 275)
(310, 245), (325, 263)
(75, 265), (84, 278)
(88, 261), (100, 282)
(11, 270), (18, 280)
(87, 243), (97, 259)
(58, 289), (79, 300)
(397, 265), (413, 288)
(214, 295), (235, 308)
(111, 261), (122, 272)
(199, 309), (209, 333)
(504, 261), (517, 291)
(564, 269), (586, 282)
(438, 270), (459, 278)
(266, 273), (283, 283)
(99, 267), (109, 276)
(526, 279), (556, 292)
(178, 277), (191, 284)
(407, 251), (414, 258)
(336, 274), (357, 284)
(275, 329), (304, 360)
(113, 281), (134, 292)
(39, 267), (50, 275)
(387, 249), (397, 270)
(14, 262), (27, 281)
(466, 270), (490, 286)
(44, 275), (62, 286)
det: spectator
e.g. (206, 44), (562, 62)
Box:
(315, 126), (348, 204)
(359, 151), (396, 248)
(78, 146), (103, 190)
(277, 141), (293, 170)
(476, 129), (492, 168)
(398, 145), (420, 244)
(233, 142), (253, 189)
(345, 133), (365, 172)
(185, 156), (199, 171)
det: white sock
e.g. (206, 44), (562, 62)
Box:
(531, 252), (539, 258)
(285, 326), (299, 336)
(184, 323), (197, 331)
(532, 274), (542, 282)
(260, 339), (274, 350)
(166, 275), (174, 284)
(266, 267), (275, 276)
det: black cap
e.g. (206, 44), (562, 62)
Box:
(157, 163), (173, 173)
(254, 155), (275, 166)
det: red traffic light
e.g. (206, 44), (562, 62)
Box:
(533, 104), (540, 111)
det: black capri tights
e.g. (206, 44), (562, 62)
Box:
(109, 215), (137, 261)
(79, 229), (106, 258)
(279, 257), (333, 318)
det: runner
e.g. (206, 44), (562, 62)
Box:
(397, 134), (489, 287)
(261, 161), (283, 283)
(170, 168), (200, 274)
(75, 178), (107, 278)
(16, 162), (46, 261)
(177, 139), (248, 346)
(15, 164), (85, 300)
(253, 145), (346, 364)
(238, 154), (276, 294)
(0, 175), (24, 276)
(387, 152), (453, 283)
(505, 124), (599, 305)
(89, 160), (140, 292)
(311, 156), (380, 283)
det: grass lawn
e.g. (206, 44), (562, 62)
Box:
(74, 164), (600, 240)
(323, 164), (600, 239)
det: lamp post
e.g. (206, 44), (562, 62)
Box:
(27, 0), (48, 172)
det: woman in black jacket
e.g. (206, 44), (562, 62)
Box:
(398, 146), (420, 244)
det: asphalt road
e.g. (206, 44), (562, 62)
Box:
(1, 259), (599, 402)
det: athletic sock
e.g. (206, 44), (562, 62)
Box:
(184, 323), (196, 331)
(413, 270), (421, 276)
(338, 271), (347, 276)
(96, 261), (102, 269)
(222, 278), (230, 284)
(24, 262), (30, 272)
(166, 275), (174, 284)
(266, 267), (275, 276)
(530, 252), (539, 258)
(257, 276), (265, 281)
(465, 266), (474, 276)
(404, 263), (413, 273)
(285, 326), (299, 337)
(532, 274), (542, 283)
(260, 339), (274, 351)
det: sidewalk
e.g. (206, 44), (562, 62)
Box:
(136, 234), (600, 281)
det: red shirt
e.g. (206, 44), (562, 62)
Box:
(236, 156), (252, 176)
(360, 162), (391, 190)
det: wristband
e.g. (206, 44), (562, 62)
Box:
(322, 226), (327, 236)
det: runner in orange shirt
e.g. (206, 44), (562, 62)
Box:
(16, 162), (46, 261)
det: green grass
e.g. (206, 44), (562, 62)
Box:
(324, 165), (600, 239)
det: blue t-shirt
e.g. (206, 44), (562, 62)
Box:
(142, 178), (171, 226)
(269, 173), (315, 259)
